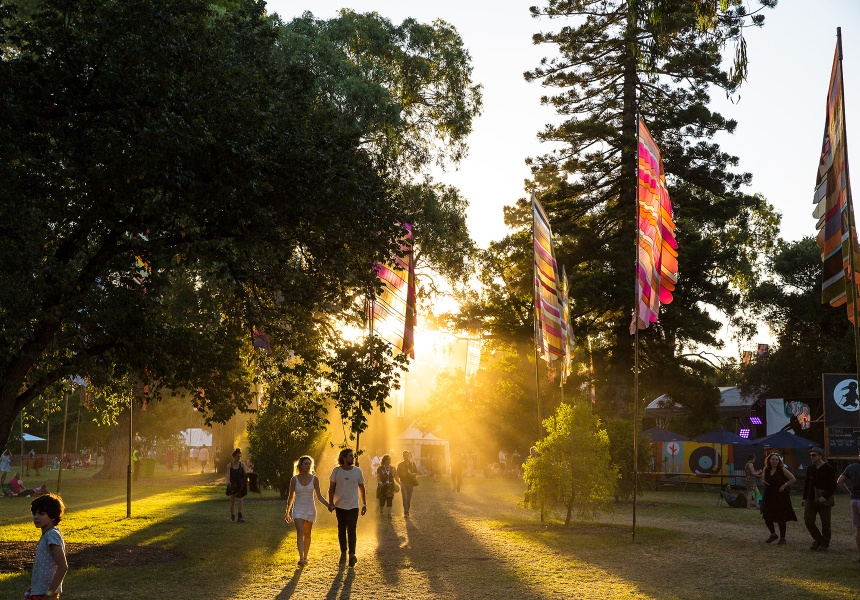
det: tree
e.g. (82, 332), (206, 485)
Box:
(0, 0), (481, 450)
(738, 237), (855, 398)
(522, 401), (618, 525)
(247, 397), (329, 499)
(522, 0), (780, 416)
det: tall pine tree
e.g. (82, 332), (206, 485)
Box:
(524, 0), (779, 417)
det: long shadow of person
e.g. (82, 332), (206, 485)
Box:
(324, 562), (355, 599)
(374, 512), (402, 586)
(275, 567), (304, 599)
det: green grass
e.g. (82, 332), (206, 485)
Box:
(0, 467), (857, 599)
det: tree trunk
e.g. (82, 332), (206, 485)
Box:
(93, 403), (141, 479)
(605, 5), (640, 419)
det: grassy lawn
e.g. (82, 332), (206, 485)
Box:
(0, 466), (857, 599)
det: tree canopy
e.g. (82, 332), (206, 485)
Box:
(0, 0), (481, 450)
(509, 0), (780, 416)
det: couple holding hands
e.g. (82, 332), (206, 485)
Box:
(284, 449), (367, 568)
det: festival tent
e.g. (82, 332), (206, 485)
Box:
(750, 431), (817, 449)
(694, 428), (747, 445)
(181, 428), (212, 447)
(641, 427), (689, 442)
(645, 387), (755, 420)
(395, 425), (450, 475)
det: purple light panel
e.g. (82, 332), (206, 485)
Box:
(739, 428), (751, 439)
(749, 416), (762, 425)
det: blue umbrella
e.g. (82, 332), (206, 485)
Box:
(641, 427), (690, 442)
(750, 430), (817, 449)
(693, 428), (747, 444)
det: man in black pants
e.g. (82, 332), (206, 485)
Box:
(802, 446), (837, 551)
(328, 448), (367, 566)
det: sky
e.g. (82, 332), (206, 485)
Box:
(270, 0), (860, 249)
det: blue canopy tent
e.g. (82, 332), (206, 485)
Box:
(22, 433), (46, 442)
(693, 428), (746, 445)
(750, 430), (817, 449)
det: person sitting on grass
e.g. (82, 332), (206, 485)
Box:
(24, 493), (68, 599)
(721, 484), (747, 508)
(9, 474), (47, 498)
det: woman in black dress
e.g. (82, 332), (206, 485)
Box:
(225, 448), (248, 522)
(761, 452), (797, 545)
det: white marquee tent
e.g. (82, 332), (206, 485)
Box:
(395, 425), (450, 475)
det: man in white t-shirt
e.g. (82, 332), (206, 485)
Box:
(328, 448), (367, 566)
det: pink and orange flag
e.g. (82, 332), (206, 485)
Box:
(630, 119), (678, 333)
(371, 223), (416, 358)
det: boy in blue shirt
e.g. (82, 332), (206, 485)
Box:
(24, 493), (68, 599)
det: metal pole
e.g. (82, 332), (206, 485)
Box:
(632, 115), (642, 542)
(127, 395), (132, 518)
(836, 28), (860, 386)
(73, 397), (82, 473)
(56, 391), (69, 493)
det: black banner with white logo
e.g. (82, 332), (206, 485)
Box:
(823, 373), (860, 427)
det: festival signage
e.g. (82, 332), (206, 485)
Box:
(822, 373), (860, 427)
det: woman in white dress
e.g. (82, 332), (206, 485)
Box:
(284, 455), (330, 567)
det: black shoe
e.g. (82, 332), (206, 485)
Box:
(231, 513), (235, 522)
(348, 554), (357, 566)
(765, 534), (779, 543)
(339, 552), (347, 565)
(237, 513), (244, 523)
(810, 541), (821, 550)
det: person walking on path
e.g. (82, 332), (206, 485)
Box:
(198, 446), (210, 474)
(451, 452), (466, 493)
(837, 449), (860, 564)
(761, 452), (797, 545)
(225, 448), (248, 522)
(396, 451), (419, 517)
(165, 446), (174, 471)
(375, 454), (399, 517)
(802, 446), (837, 551)
(284, 456), (330, 567)
(744, 454), (761, 510)
(328, 448), (367, 566)
(1, 449), (11, 485)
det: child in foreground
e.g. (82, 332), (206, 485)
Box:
(24, 493), (68, 599)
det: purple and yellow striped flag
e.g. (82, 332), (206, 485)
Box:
(371, 223), (416, 358)
(813, 40), (858, 321)
(631, 119), (678, 333)
(533, 193), (565, 360)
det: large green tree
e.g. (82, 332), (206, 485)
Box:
(521, 0), (780, 416)
(739, 237), (855, 398)
(0, 0), (480, 451)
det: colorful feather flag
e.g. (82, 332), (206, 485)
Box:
(371, 223), (416, 358)
(630, 119), (678, 333)
(533, 193), (566, 360)
(813, 38), (858, 321)
(559, 266), (575, 383)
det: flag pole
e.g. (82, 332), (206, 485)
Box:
(632, 115), (641, 542)
(837, 28), (860, 385)
(532, 191), (543, 442)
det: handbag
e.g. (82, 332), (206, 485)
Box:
(393, 482), (400, 493)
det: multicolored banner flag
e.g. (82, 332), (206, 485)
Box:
(371, 223), (416, 358)
(630, 119), (678, 333)
(559, 266), (575, 383)
(813, 39), (858, 321)
(532, 193), (565, 360)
